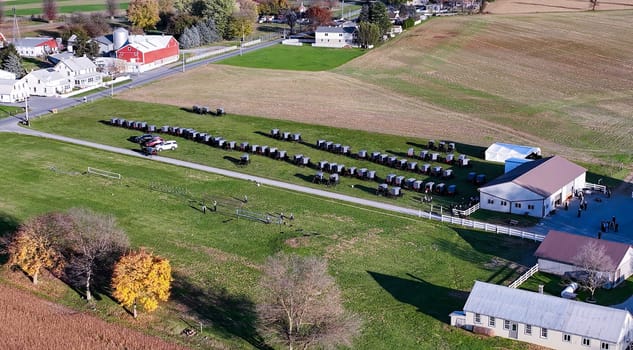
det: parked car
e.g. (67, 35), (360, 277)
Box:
(142, 146), (158, 155)
(156, 140), (178, 151)
(143, 136), (164, 147)
(132, 134), (154, 143)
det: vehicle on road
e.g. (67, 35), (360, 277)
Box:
(156, 140), (178, 151)
(143, 136), (164, 147)
(132, 134), (154, 143)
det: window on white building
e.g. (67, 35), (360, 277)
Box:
(487, 199), (494, 204)
(474, 313), (481, 323)
(563, 334), (571, 342)
(488, 317), (495, 327)
(601, 342), (610, 349)
(501, 201), (507, 206)
(541, 328), (548, 338)
(503, 320), (510, 330)
(525, 324), (532, 335)
(582, 338), (590, 346)
(515, 203), (522, 208)
(528, 204), (534, 210)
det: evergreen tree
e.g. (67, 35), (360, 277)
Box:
(196, 19), (220, 44)
(2, 53), (26, 78)
(369, 1), (391, 36)
(358, 4), (369, 22)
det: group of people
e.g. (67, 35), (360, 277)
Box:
(598, 216), (618, 238)
(201, 200), (218, 213)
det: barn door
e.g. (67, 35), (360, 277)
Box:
(509, 323), (518, 339)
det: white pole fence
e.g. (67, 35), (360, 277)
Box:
(508, 264), (540, 289)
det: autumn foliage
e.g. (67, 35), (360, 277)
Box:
(7, 212), (71, 284)
(111, 250), (172, 318)
(306, 5), (332, 29)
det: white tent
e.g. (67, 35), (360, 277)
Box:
(485, 142), (541, 163)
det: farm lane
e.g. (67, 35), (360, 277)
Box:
(0, 123), (440, 220)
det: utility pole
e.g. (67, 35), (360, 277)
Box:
(24, 96), (29, 126)
(182, 53), (185, 72)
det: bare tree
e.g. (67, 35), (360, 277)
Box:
(106, 0), (119, 19)
(257, 253), (361, 350)
(589, 0), (598, 11)
(572, 241), (614, 301)
(64, 208), (129, 301)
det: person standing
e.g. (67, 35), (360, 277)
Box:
(202, 203), (207, 214)
(213, 200), (217, 212)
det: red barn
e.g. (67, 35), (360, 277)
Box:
(116, 35), (179, 72)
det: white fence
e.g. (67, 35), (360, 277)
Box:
(584, 182), (607, 193)
(87, 167), (121, 180)
(185, 46), (237, 63)
(452, 202), (480, 217)
(437, 214), (545, 241)
(509, 264), (539, 289)
(243, 39), (261, 47)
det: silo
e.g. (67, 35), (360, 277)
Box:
(113, 27), (129, 50)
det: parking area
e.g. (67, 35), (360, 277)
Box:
(532, 189), (633, 244)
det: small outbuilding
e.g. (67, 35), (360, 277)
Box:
(535, 230), (633, 288)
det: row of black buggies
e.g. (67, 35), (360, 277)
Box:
(191, 105), (225, 116)
(380, 179), (457, 197)
(270, 129), (302, 142)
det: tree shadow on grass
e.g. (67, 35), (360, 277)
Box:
(367, 271), (467, 323)
(171, 272), (271, 350)
(0, 213), (20, 265)
(451, 227), (539, 267)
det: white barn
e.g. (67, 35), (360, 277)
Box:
(485, 142), (541, 163)
(313, 22), (357, 48)
(535, 230), (633, 288)
(478, 156), (586, 217)
(451, 281), (633, 350)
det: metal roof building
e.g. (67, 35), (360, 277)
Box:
(485, 142), (541, 163)
(452, 281), (633, 350)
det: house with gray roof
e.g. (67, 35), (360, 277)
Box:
(54, 56), (103, 89)
(313, 22), (357, 48)
(535, 230), (633, 288)
(13, 37), (59, 57)
(0, 76), (28, 103)
(478, 155), (586, 217)
(451, 281), (633, 350)
(23, 68), (72, 97)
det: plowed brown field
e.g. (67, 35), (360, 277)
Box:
(121, 10), (633, 163)
(485, 0), (633, 14)
(0, 283), (189, 350)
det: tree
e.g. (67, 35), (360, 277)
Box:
(257, 0), (289, 15)
(357, 3), (369, 22)
(368, 1), (391, 36)
(7, 213), (71, 285)
(43, 0), (58, 22)
(158, 0), (175, 13)
(127, 0), (161, 30)
(73, 32), (100, 59)
(283, 9), (297, 34)
(589, 0), (598, 10)
(106, 0), (119, 19)
(357, 21), (380, 48)
(163, 12), (198, 36)
(111, 250), (172, 318)
(189, 0), (236, 38)
(572, 241), (614, 301)
(64, 208), (129, 301)
(227, 15), (253, 40)
(2, 52), (26, 78)
(306, 5), (332, 30)
(257, 253), (361, 350)
(179, 25), (201, 48)
(196, 19), (221, 44)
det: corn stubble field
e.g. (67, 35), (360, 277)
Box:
(121, 10), (633, 166)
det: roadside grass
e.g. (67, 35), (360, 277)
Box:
(217, 44), (366, 71)
(30, 98), (508, 215)
(0, 133), (536, 349)
(519, 272), (633, 306)
(0, 105), (24, 117)
(9, 0), (129, 16)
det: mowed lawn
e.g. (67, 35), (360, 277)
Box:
(0, 133), (536, 349)
(218, 44), (366, 71)
(31, 98), (508, 214)
(7, 0), (130, 16)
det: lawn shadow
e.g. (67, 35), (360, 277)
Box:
(293, 173), (314, 183)
(257, 25), (283, 33)
(367, 271), (467, 323)
(451, 227), (538, 267)
(223, 155), (241, 166)
(171, 272), (271, 349)
(0, 213), (20, 264)
(385, 149), (409, 158)
(353, 184), (378, 196)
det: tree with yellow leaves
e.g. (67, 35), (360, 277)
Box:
(7, 212), (71, 285)
(127, 0), (160, 30)
(111, 250), (172, 318)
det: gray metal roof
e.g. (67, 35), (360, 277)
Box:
(464, 281), (632, 343)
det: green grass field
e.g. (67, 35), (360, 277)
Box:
(8, 0), (130, 16)
(30, 98), (510, 215)
(218, 45), (366, 71)
(0, 133), (537, 349)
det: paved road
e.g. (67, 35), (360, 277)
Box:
(1, 122), (437, 219)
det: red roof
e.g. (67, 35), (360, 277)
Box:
(535, 230), (630, 270)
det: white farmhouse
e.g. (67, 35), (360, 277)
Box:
(24, 68), (72, 97)
(54, 56), (103, 89)
(313, 22), (357, 48)
(0, 74), (28, 103)
(13, 37), (59, 58)
(451, 281), (633, 350)
(535, 230), (633, 288)
(478, 156), (586, 218)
